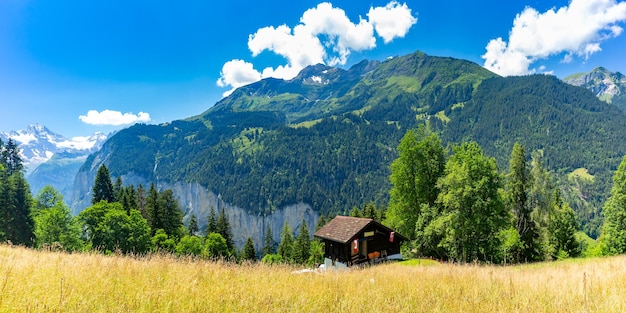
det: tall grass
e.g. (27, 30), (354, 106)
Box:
(1, 244), (625, 312)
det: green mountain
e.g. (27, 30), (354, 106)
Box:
(564, 67), (626, 110)
(71, 51), (626, 242)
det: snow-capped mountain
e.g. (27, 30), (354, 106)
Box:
(0, 123), (108, 174)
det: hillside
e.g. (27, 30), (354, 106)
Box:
(564, 67), (626, 110)
(71, 51), (626, 243)
(2, 245), (626, 312)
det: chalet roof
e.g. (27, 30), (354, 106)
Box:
(314, 216), (373, 244)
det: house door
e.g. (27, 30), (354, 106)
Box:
(360, 239), (367, 257)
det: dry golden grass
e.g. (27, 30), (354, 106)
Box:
(1, 244), (626, 312)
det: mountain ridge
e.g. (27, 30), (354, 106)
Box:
(69, 50), (626, 244)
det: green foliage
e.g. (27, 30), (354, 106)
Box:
(96, 209), (152, 254)
(78, 201), (152, 254)
(386, 125), (445, 239)
(243, 237), (257, 261)
(293, 220), (311, 264)
(206, 206), (217, 235)
(262, 224), (275, 257)
(261, 253), (284, 265)
(204, 232), (229, 258)
(599, 155), (626, 255)
(92, 165), (115, 204)
(497, 227), (523, 264)
(547, 190), (580, 259)
(152, 229), (176, 253)
(308, 240), (324, 266)
(33, 193), (82, 252)
(216, 208), (233, 250)
(505, 143), (543, 261)
(188, 214), (199, 236)
(176, 235), (204, 256)
(436, 142), (509, 263)
(277, 222), (294, 263)
(0, 139), (35, 246)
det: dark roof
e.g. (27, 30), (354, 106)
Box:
(314, 216), (373, 244)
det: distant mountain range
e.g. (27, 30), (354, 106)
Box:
(0, 123), (108, 200)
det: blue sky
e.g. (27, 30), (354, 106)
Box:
(1, 0), (625, 138)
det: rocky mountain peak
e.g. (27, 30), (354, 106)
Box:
(564, 67), (626, 103)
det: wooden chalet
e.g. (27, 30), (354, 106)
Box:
(314, 216), (408, 267)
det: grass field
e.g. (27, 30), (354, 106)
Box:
(1, 244), (625, 312)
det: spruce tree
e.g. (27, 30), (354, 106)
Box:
(243, 237), (257, 261)
(600, 155), (626, 255)
(146, 183), (159, 234)
(506, 143), (543, 262)
(294, 220), (311, 264)
(92, 165), (115, 204)
(548, 189), (580, 259)
(216, 208), (233, 250)
(277, 221), (294, 263)
(157, 190), (183, 238)
(188, 214), (199, 236)
(262, 224), (275, 256)
(206, 206), (217, 234)
(113, 176), (123, 202)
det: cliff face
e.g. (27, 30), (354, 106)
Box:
(71, 171), (318, 249)
(166, 182), (318, 250)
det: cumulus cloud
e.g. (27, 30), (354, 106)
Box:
(217, 1), (417, 97)
(368, 1), (417, 43)
(483, 0), (626, 76)
(79, 109), (151, 126)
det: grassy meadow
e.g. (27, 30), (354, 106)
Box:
(1, 244), (625, 312)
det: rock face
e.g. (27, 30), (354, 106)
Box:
(564, 67), (626, 108)
(168, 182), (318, 250)
(71, 170), (318, 249)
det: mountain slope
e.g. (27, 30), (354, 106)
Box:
(564, 67), (626, 110)
(71, 51), (626, 244)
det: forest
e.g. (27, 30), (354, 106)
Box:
(4, 121), (626, 265)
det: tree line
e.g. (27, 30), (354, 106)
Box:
(385, 125), (626, 263)
(1, 138), (324, 264)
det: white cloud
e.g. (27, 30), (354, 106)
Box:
(368, 1), (417, 43)
(79, 109), (151, 126)
(217, 1), (417, 95)
(217, 59), (263, 97)
(483, 0), (626, 76)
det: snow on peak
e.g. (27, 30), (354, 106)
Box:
(0, 124), (109, 173)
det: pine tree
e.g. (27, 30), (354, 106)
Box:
(146, 183), (159, 234)
(92, 165), (115, 204)
(293, 220), (311, 264)
(505, 143), (543, 262)
(113, 176), (123, 202)
(188, 214), (199, 236)
(277, 221), (294, 263)
(600, 155), (626, 255)
(136, 184), (148, 220)
(157, 189), (183, 238)
(216, 208), (233, 250)
(206, 206), (217, 234)
(243, 237), (257, 261)
(262, 224), (275, 256)
(548, 189), (580, 259)
(315, 215), (327, 232)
